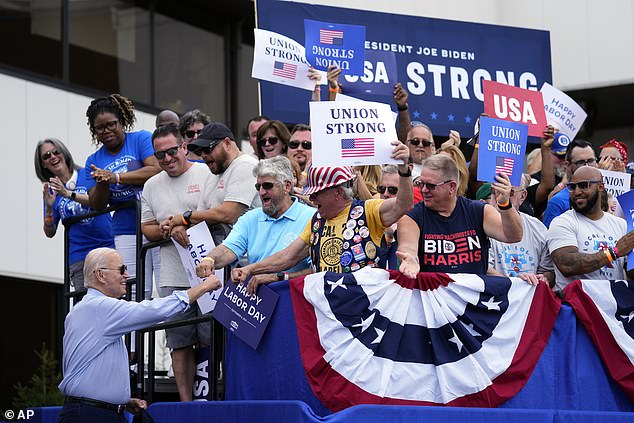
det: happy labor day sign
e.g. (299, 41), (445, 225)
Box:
(310, 100), (400, 167)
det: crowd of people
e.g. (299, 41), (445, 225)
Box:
(40, 68), (634, 420)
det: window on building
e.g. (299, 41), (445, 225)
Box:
(68, 0), (151, 104)
(0, 0), (63, 79)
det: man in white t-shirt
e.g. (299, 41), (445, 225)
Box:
(489, 174), (555, 287)
(141, 125), (221, 402)
(548, 166), (634, 290)
(169, 121), (261, 232)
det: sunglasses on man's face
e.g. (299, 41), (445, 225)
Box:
(288, 140), (312, 150)
(184, 129), (203, 139)
(41, 149), (62, 161)
(407, 138), (433, 148)
(419, 180), (453, 191)
(255, 181), (279, 191)
(99, 264), (128, 275)
(188, 142), (218, 156)
(566, 180), (602, 191)
(154, 146), (181, 160)
(377, 185), (398, 195)
(570, 158), (597, 167)
(257, 137), (279, 147)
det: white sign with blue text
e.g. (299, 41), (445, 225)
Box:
(540, 82), (587, 140)
(310, 100), (400, 167)
(173, 222), (224, 313)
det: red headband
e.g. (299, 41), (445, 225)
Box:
(600, 138), (628, 162)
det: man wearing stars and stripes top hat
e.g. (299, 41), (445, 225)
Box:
(232, 140), (413, 295)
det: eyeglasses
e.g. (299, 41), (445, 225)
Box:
(187, 142), (219, 156)
(419, 180), (453, 191)
(255, 181), (279, 191)
(288, 140), (312, 150)
(570, 158), (597, 167)
(154, 146), (181, 160)
(93, 120), (119, 134)
(184, 129), (203, 138)
(41, 149), (62, 161)
(99, 264), (128, 275)
(377, 185), (398, 195)
(257, 137), (279, 147)
(566, 180), (602, 191)
(407, 138), (433, 148)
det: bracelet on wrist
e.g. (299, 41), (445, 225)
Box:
(604, 248), (615, 263)
(398, 167), (412, 177)
(608, 247), (617, 261)
(613, 246), (620, 258)
(70, 192), (77, 201)
(115, 173), (121, 185)
(329, 86), (340, 93)
(397, 104), (408, 112)
(497, 199), (512, 210)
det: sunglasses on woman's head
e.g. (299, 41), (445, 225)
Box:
(257, 137), (279, 147)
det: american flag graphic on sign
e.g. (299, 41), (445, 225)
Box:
(320, 29), (344, 45)
(495, 156), (515, 176)
(341, 138), (374, 158)
(272, 61), (297, 79)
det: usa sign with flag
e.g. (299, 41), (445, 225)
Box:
(477, 116), (527, 186)
(304, 19), (365, 75)
(564, 279), (634, 402)
(289, 267), (560, 411)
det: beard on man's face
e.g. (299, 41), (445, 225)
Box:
(570, 189), (600, 214)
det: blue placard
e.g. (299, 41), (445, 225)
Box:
(258, 0), (552, 137)
(477, 116), (528, 186)
(343, 50), (397, 96)
(616, 190), (634, 271)
(212, 281), (279, 350)
(305, 19), (365, 75)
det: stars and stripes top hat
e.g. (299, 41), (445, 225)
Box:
(304, 166), (355, 196)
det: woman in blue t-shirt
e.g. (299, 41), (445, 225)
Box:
(84, 93), (161, 299)
(35, 138), (114, 290)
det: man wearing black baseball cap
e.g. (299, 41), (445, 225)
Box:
(166, 122), (260, 233)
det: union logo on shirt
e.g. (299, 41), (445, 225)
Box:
(187, 184), (200, 194)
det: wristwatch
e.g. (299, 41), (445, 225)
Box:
(276, 271), (289, 281)
(183, 210), (193, 226)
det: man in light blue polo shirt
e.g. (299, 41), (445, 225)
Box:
(196, 156), (314, 286)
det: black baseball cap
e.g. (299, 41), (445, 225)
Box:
(189, 122), (234, 150)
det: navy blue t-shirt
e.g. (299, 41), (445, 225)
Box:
(406, 196), (489, 274)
